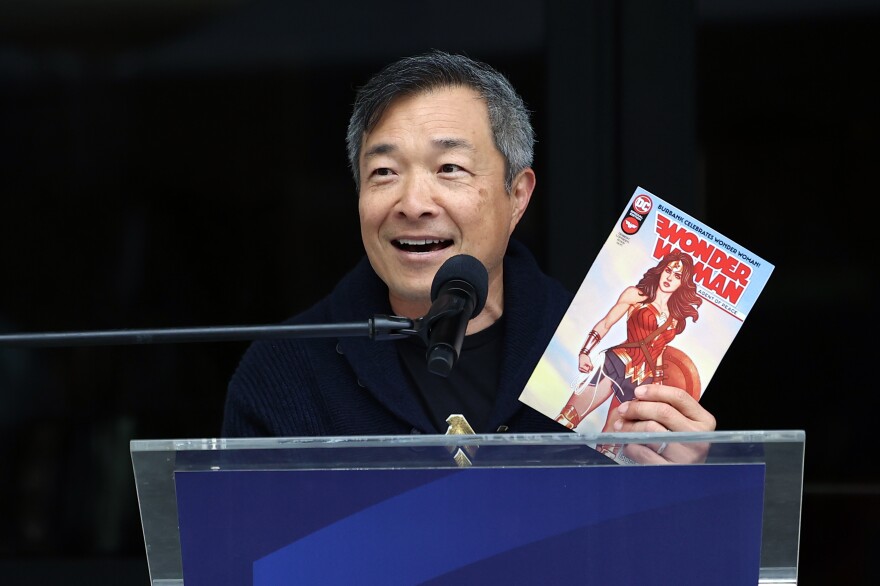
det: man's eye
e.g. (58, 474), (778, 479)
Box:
(439, 163), (462, 173)
(372, 168), (394, 177)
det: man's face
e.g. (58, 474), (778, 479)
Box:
(357, 86), (532, 317)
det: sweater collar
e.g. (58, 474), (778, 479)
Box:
(328, 257), (435, 432)
(327, 240), (556, 433)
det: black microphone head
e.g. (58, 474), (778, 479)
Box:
(430, 254), (489, 318)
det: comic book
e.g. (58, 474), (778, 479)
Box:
(519, 187), (773, 454)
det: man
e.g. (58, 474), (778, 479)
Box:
(222, 51), (715, 440)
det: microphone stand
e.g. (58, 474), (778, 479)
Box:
(0, 307), (461, 349)
(0, 315), (421, 348)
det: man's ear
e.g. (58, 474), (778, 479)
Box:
(508, 167), (536, 233)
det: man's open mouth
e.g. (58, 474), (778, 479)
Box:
(392, 238), (453, 253)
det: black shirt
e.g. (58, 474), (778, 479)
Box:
(397, 316), (505, 433)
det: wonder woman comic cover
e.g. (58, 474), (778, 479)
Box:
(519, 187), (774, 440)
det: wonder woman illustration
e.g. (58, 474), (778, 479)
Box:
(555, 251), (702, 432)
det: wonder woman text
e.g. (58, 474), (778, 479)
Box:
(654, 214), (752, 305)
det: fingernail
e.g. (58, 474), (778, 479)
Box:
(618, 402), (629, 414)
(634, 386), (646, 398)
(613, 419), (623, 430)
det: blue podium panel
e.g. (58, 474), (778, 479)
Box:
(175, 464), (765, 586)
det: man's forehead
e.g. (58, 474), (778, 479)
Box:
(363, 86), (488, 137)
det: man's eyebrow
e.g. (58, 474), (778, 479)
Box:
(432, 137), (476, 152)
(363, 143), (396, 160)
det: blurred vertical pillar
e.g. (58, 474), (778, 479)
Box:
(545, 0), (696, 290)
(618, 0), (697, 214)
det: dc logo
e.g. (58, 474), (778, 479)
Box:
(633, 195), (652, 214)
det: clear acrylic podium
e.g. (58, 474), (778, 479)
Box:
(131, 431), (803, 585)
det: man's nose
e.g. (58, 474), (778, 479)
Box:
(394, 172), (440, 219)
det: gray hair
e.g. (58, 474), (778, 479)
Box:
(346, 50), (535, 192)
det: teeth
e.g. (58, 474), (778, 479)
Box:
(396, 239), (445, 245)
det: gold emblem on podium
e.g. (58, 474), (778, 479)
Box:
(445, 414), (478, 467)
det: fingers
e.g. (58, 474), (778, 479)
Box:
(607, 384), (714, 465)
(601, 384), (714, 465)
(614, 384), (716, 432)
(641, 385), (714, 429)
(622, 441), (710, 465)
(612, 413), (668, 433)
(622, 443), (668, 464)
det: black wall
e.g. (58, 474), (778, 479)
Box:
(0, 1), (877, 583)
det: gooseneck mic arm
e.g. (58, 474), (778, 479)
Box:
(0, 255), (490, 379)
(0, 315), (417, 348)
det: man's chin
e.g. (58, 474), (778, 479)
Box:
(387, 287), (433, 318)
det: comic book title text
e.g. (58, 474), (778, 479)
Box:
(654, 213), (752, 304)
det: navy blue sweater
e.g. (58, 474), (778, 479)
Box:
(222, 240), (573, 437)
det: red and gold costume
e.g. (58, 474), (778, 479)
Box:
(610, 303), (678, 386)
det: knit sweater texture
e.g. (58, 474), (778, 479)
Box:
(222, 240), (573, 437)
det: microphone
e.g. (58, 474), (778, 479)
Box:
(423, 255), (489, 377)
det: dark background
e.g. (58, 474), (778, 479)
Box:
(0, 0), (876, 583)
